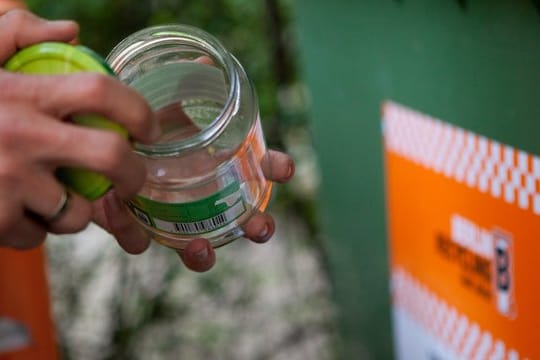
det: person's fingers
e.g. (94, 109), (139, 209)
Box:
(20, 169), (92, 233)
(45, 192), (92, 234)
(96, 193), (218, 270)
(0, 72), (160, 144)
(177, 238), (216, 272)
(261, 150), (295, 183)
(91, 195), (108, 229)
(241, 150), (291, 244)
(155, 102), (198, 137)
(102, 190), (150, 254)
(0, 9), (78, 63)
(194, 55), (214, 66)
(178, 211), (276, 272)
(35, 121), (146, 199)
(0, 104), (146, 199)
(242, 211), (275, 243)
(0, 156), (92, 236)
(150, 56), (214, 139)
(0, 143), (47, 249)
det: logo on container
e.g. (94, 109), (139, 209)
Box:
(450, 214), (516, 318)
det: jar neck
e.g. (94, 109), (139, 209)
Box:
(107, 25), (241, 157)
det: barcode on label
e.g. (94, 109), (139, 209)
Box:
(173, 212), (228, 234)
(153, 200), (246, 235)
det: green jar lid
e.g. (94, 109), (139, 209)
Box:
(4, 42), (128, 200)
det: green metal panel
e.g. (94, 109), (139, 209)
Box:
(292, 1), (540, 358)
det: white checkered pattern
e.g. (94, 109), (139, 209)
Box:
(392, 267), (521, 360)
(383, 101), (540, 214)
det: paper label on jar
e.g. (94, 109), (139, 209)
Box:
(126, 181), (246, 235)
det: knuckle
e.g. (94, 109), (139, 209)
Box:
(0, 106), (35, 147)
(0, 160), (22, 186)
(64, 214), (91, 233)
(51, 198), (92, 234)
(79, 73), (111, 104)
(0, 76), (37, 108)
(129, 97), (152, 129)
(3, 9), (30, 28)
(66, 202), (92, 233)
(50, 126), (72, 149)
(95, 133), (130, 172)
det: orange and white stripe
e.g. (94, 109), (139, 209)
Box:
(392, 267), (520, 360)
(383, 101), (540, 215)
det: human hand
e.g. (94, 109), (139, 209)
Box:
(0, 9), (295, 274)
(92, 150), (294, 272)
(91, 104), (295, 272)
(0, 10), (159, 247)
(90, 51), (295, 272)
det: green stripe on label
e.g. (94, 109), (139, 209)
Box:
(127, 181), (245, 235)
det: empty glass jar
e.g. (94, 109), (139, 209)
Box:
(107, 25), (272, 250)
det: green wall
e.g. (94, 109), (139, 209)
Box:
(292, 1), (540, 358)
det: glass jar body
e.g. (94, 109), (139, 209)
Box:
(107, 25), (271, 249)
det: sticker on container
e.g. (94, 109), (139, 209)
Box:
(383, 101), (539, 360)
(127, 181), (246, 235)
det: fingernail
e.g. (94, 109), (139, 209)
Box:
(285, 160), (295, 179)
(194, 245), (209, 261)
(257, 224), (271, 242)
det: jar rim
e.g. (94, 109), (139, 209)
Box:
(106, 24), (240, 157)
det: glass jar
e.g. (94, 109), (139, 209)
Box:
(106, 25), (272, 250)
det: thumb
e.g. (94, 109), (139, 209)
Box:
(0, 9), (78, 63)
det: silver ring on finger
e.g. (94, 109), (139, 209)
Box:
(45, 190), (71, 223)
